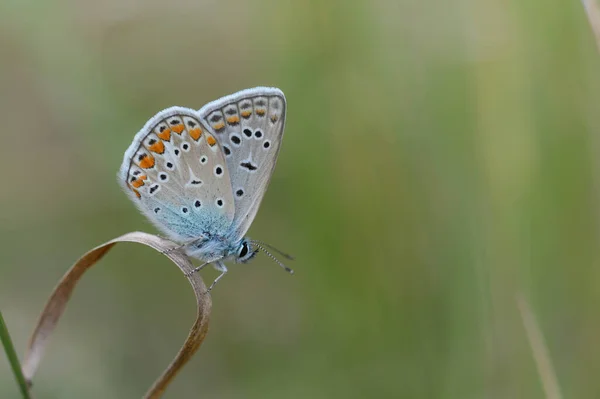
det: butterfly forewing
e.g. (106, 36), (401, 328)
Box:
(119, 107), (235, 241)
(199, 88), (286, 239)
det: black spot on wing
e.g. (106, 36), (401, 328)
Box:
(240, 162), (258, 171)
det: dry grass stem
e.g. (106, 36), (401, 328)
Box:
(517, 295), (562, 399)
(582, 0), (600, 51)
(21, 231), (212, 399)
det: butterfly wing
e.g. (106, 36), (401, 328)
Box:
(119, 107), (235, 241)
(198, 87), (286, 239)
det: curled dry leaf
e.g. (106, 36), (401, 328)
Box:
(21, 231), (212, 399)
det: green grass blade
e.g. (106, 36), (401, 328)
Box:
(0, 311), (31, 399)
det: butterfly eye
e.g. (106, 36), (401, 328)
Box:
(238, 242), (249, 258)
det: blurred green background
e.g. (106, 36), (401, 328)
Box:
(2, 0), (600, 397)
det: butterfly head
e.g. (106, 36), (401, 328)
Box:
(231, 238), (295, 274)
(235, 239), (258, 263)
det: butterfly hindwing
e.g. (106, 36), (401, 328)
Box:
(119, 107), (235, 241)
(199, 87), (286, 240)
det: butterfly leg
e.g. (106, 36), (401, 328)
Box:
(163, 243), (186, 254)
(207, 261), (228, 292)
(184, 261), (210, 277)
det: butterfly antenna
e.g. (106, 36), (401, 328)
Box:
(252, 242), (295, 275)
(250, 240), (295, 261)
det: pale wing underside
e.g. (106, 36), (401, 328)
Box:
(118, 107), (234, 241)
(198, 87), (286, 239)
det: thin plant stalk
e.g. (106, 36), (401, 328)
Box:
(0, 311), (32, 399)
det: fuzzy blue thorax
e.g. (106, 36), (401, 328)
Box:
(184, 234), (255, 263)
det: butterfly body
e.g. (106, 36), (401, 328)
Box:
(183, 234), (254, 264)
(118, 87), (288, 287)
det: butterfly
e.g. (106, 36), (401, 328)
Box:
(118, 87), (293, 291)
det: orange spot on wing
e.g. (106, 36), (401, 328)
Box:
(227, 116), (240, 125)
(131, 187), (141, 198)
(157, 128), (171, 141)
(241, 110), (252, 118)
(206, 135), (217, 147)
(139, 154), (155, 169)
(172, 124), (185, 134)
(189, 127), (202, 141)
(213, 122), (225, 130)
(148, 141), (165, 154)
(131, 178), (145, 188)
(256, 109), (266, 116)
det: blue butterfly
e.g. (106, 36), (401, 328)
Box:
(119, 87), (293, 290)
